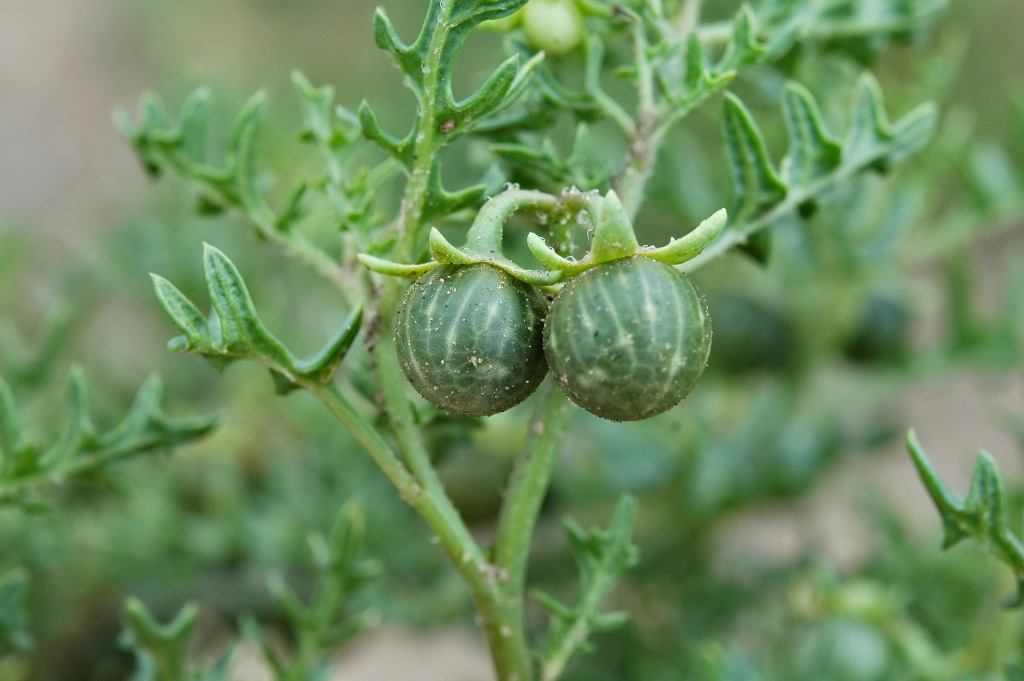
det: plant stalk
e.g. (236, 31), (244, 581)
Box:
(491, 383), (577, 680)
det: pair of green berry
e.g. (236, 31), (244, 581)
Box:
(394, 256), (712, 422)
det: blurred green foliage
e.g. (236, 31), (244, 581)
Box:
(1, 0), (1023, 679)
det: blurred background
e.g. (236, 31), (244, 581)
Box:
(2, 0), (1024, 679)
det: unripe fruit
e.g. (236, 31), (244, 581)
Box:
(395, 264), (548, 417)
(522, 0), (585, 56)
(544, 257), (712, 421)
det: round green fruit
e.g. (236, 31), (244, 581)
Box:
(522, 0), (585, 56)
(544, 257), (712, 421)
(395, 264), (548, 417)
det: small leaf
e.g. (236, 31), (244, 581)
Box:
(274, 182), (309, 232)
(226, 91), (269, 213)
(538, 495), (639, 679)
(590, 191), (640, 263)
(99, 375), (162, 447)
(907, 430), (1024, 606)
(294, 305), (365, 384)
(885, 101), (939, 166)
(448, 54), (520, 132)
(177, 87), (211, 162)
(122, 598), (198, 681)
(0, 378), (23, 465)
(964, 452), (1004, 529)
(40, 367), (96, 470)
(533, 589), (575, 621)
(721, 94), (788, 222)
(139, 92), (170, 135)
(717, 5), (765, 71)
(372, 8), (418, 88)
(292, 70), (336, 143)
(421, 162), (487, 222)
(202, 244), (292, 363)
(358, 101), (412, 166)
(684, 33), (705, 89)
(782, 82), (842, 187)
(846, 73), (896, 167)
(646, 209), (728, 264)
(151, 274), (210, 350)
(0, 567), (32, 652)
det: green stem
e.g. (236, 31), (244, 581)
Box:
(0, 436), (194, 506)
(313, 325), (535, 679)
(538, 565), (618, 681)
(393, 7), (452, 262)
(464, 189), (561, 256)
(614, 26), (662, 221)
(492, 384), (577, 674)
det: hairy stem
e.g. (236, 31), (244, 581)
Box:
(304, 381), (538, 673)
(491, 384), (576, 677)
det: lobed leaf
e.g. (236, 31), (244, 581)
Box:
(358, 101), (413, 166)
(536, 496), (640, 680)
(782, 82), (843, 187)
(717, 5), (766, 72)
(203, 243), (292, 363)
(154, 247), (363, 393)
(684, 77), (937, 271)
(150, 274), (210, 351)
(447, 54), (521, 135)
(722, 94), (788, 222)
(0, 371), (214, 508)
(177, 87), (211, 162)
(907, 430), (1024, 606)
(421, 162), (488, 223)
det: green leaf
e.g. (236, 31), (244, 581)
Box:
(684, 33), (706, 90)
(536, 496), (640, 680)
(177, 87), (211, 162)
(274, 182), (309, 232)
(0, 368), (214, 509)
(0, 378), (24, 467)
(717, 5), (766, 72)
(156, 248), (362, 394)
(722, 93), (788, 222)
(684, 76), (937, 271)
(846, 73), (937, 172)
(0, 567), (32, 652)
(292, 70), (339, 144)
(782, 82), (843, 187)
(40, 367), (97, 470)
(907, 429), (1024, 606)
(358, 101), (413, 166)
(121, 599), (198, 681)
(202, 243), (292, 363)
(226, 91), (269, 214)
(294, 305), (365, 384)
(447, 54), (521, 134)
(99, 375), (216, 451)
(150, 274), (210, 351)
(421, 162), (487, 223)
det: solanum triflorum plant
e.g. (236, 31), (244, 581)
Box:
(116, 0), (941, 678)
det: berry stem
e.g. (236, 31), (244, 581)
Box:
(493, 383), (577, 666)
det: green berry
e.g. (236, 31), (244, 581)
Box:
(395, 264), (548, 417)
(544, 257), (712, 421)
